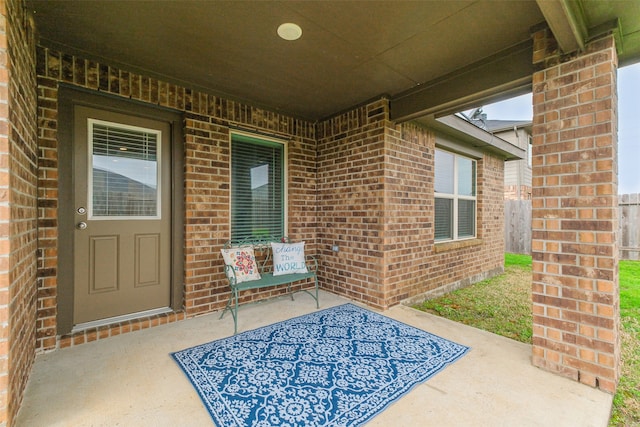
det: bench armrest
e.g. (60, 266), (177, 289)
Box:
(223, 263), (238, 287)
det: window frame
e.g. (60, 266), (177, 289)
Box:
(229, 131), (288, 242)
(434, 148), (477, 242)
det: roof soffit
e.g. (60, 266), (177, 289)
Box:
(26, 1), (640, 121)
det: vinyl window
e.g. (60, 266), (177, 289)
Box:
(231, 133), (285, 242)
(434, 149), (476, 241)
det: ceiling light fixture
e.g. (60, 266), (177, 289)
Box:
(277, 23), (302, 41)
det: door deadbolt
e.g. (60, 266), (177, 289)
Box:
(77, 207), (86, 215)
(76, 222), (87, 230)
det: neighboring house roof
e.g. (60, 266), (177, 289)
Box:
(457, 110), (533, 134)
(484, 120), (532, 134)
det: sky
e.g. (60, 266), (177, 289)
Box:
(475, 62), (640, 195)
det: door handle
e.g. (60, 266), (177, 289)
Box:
(77, 222), (87, 230)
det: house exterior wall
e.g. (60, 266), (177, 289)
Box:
(383, 122), (433, 305)
(35, 46), (317, 350)
(0, 0), (38, 424)
(500, 127), (532, 200)
(531, 28), (620, 393)
(317, 103), (505, 309)
(388, 124), (505, 305)
(316, 100), (387, 306)
(34, 45), (507, 351)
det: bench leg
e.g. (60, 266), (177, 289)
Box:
(219, 295), (232, 320)
(233, 288), (239, 334)
(219, 287), (239, 334)
(221, 278), (318, 335)
(299, 277), (320, 309)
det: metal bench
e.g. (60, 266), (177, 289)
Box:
(219, 237), (319, 334)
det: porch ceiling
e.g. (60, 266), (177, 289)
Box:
(28, 1), (640, 122)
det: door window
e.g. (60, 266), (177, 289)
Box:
(88, 119), (161, 219)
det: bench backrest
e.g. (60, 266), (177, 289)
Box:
(223, 236), (287, 274)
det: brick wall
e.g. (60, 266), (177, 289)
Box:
(418, 153), (505, 301)
(383, 122), (432, 305)
(1, 0), (39, 425)
(531, 28), (620, 392)
(316, 100), (388, 307)
(35, 47), (506, 348)
(317, 103), (505, 309)
(36, 47), (317, 350)
(0, 7), (10, 422)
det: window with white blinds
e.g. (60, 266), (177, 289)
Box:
(89, 119), (160, 219)
(231, 133), (285, 242)
(434, 149), (476, 241)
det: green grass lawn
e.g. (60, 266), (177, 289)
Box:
(413, 254), (640, 426)
(413, 253), (533, 344)
(612, 260), (640, 426)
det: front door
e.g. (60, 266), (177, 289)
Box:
(73, 106), (172, 325)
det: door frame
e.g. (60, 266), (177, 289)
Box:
(57, 85), (184, 335)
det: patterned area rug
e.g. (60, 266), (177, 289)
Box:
(171, 304), (469, 426)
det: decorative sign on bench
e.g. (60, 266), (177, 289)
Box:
(220, 236), (319, 334)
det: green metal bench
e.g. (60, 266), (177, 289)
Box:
(219, 237), (319, 334)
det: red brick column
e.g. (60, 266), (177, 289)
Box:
(531, 29), (620, 392)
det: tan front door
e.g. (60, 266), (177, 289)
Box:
(73, 106), (172, 325)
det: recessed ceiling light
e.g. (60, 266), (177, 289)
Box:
(277, 23), (302, 41)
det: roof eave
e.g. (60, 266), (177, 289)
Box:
(413, 115), (526, 161)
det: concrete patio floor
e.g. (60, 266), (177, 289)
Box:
(14, 290), (613, 426)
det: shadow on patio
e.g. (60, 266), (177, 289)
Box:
(15, 290), (612, 426)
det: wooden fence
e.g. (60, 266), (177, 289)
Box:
(620, 193), (640, 260)
(504, 194), (640, 259)
(504, 199), (532, 255)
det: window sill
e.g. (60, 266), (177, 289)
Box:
(434, 238), (483, 253)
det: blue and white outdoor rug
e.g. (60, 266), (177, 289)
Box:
(171, 303), (469, 427)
